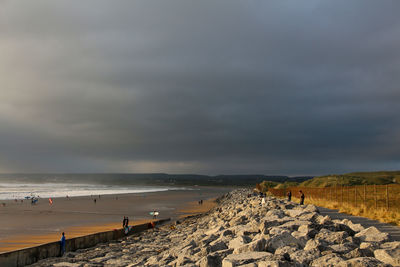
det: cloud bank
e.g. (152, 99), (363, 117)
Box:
(0, 0), (399, 175)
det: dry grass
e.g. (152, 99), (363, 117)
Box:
(290, 197), (400, 226)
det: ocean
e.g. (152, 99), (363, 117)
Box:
(0, 174), (190, 200)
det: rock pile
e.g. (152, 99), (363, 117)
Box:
(30, 189), (400, 267)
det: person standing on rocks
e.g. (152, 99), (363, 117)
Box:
(299, 190), (305, 205)
(60, 232), (66, 256)
(287, 191), (292, 201)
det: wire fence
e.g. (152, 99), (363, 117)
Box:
(268, 184), (400, 211)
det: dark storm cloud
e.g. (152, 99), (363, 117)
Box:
(0, 0), (399, 174)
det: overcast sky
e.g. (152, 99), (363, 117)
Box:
(0, 1), (399, 175)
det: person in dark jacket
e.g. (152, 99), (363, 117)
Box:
(60, 232), (66, 256)
(287, 191), (292, 201)
(299, 190), (305, 205)
(122, 216), (127, 227)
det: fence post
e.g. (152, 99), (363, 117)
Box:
(363, 185), (366, 207)
(341, 186), (343, 206)
(374, 185), (377, 209)
(386, 184), (389, 211)
(347, 187), (350, 205)
(354, 186), (357, 208)
(336, 185), (338, 203)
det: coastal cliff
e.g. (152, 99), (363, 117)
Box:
(30, 189), (400, 267)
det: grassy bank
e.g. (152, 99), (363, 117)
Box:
(288, 196), (400, 226)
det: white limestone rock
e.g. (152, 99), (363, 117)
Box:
(257, 260), (294, 267)
(355, 227), (389, 243)
(265, 232), (305, 253)
(228, 235), (252, 250)
(222, 252), (274, 267)
(233, 238), (266, 254)
(340, 219), (365, 233)
(53, 263), (82, 267)
(337, 257), (389, 267)
(315, 229), (349, 244)
(374, 241), (400, 266)
(304, 239), (329, 252)
(310, 253), (344, 267)
(289, 249), (321, 265)
(209, 239), (229, 253)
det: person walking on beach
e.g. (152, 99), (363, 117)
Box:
(287, 191), (292, 201)
(60, 232), (66, 256)
(299, 190), (305, 205)
(126, 216), (129, 227)
(122, 216), (127, 227)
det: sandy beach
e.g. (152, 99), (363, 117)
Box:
(0, 186), (231, 253)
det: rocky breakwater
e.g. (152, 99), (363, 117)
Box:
(30, 189), (400, 267)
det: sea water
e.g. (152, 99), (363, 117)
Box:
(0, 174), (189, 200)
(0, 183), (184, 200)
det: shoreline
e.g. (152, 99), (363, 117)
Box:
(0, 187), (230, 253)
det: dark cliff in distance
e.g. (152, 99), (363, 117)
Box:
(0, 173), (313, 187)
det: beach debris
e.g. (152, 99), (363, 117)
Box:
(149, 211), (159, 219)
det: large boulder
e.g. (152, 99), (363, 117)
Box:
(315, 229), (349, 244)
(337, 257), (389, 267)
(229, 215), (249, 226)
(311, 253), (344, 267)
(221, 252), (274, 267)
(303, 204), (319, 213)
(233, 238), (266, 254)
(257, 260), (294, 267)
(209, 239), (229, 253)
(374, 241), (400, 266)
(53, 263), (82, 267)
(279, 220), (311, 231)
(355, 227), (389, 243)
(297, 212), (320, 222)
(258, 220), (279, 234)
(289, 249), (321, 265)
(268, 227), (291, 237)
(230, 225), (257, 236)
(329, 243), (358, 255)
(274, 246), (298, 257)
(206, 226), (225, 236)
(228, 235), (252, 250)
(265, 232), (305, 253)
(198, 249), (234, 267)
(297, 224), (318, 238)
(265, 209), (286, 219)
(291, 230), (309, 244)
(333, 223), (357, 236)
(340, 219), (365, 233)
(344, 248), (374, 259)
(285, 209), (309, 218)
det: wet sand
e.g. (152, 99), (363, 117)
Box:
(0, 186), (231, 253)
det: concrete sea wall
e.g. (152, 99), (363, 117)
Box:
(0, 218), (170, 267)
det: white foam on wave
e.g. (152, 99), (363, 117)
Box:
(0, 182), (187, 200)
